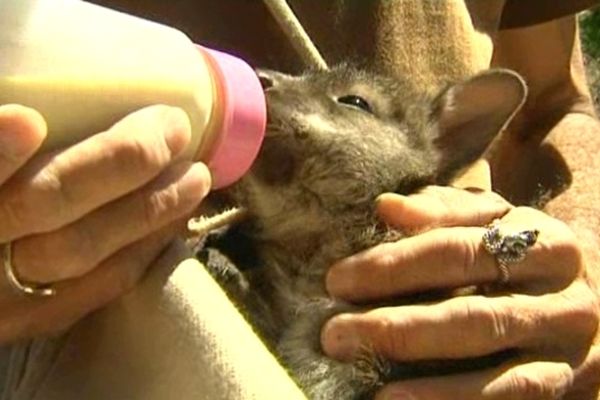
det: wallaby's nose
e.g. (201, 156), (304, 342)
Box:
(257, 73), (273, 90)
(256, 69), (278, 91)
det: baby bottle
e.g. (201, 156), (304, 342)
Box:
(0, 0), (266, 189)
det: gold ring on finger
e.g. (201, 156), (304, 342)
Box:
(2, 241), (56, 297)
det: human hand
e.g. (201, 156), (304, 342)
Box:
(0, 103), (210, 342)
(321, 186), (600, 399)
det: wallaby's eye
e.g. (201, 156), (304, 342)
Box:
(337, 95), (373, 114)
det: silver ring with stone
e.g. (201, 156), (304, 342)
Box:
(2, 242), (56, 297)
(482, 219), (539, 283)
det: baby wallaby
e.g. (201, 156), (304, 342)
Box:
(199, 66), (526, 400)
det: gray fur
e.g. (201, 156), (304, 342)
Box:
(202, 66), (527, 399)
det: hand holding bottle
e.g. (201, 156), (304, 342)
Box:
(0, 0), (265, 342)
(0, 103), (211, 342)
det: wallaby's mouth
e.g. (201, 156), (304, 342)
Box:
(251, 137), (297, 186)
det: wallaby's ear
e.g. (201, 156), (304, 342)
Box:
(432, 69), (527, 181)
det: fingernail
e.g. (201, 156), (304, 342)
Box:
(320, 314), (361, 361)
(376, 192), (406, 203)
(0, 105), (47, 160)
(178, 162), (212, 201)
(375, 193), (406, 211)
(163, 106), (191, 156)
(0, 130), (25, 160)
(0, 126), (38, 160)
(375, 193), (409, 222)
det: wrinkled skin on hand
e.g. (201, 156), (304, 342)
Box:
(322, 186), (600, 400)
(0, 104), (211, 342)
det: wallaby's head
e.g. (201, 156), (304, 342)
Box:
(222, 66), (526, 240)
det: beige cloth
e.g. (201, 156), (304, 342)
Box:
(3, 1), (595, 399)
(3, 241), (306, 400)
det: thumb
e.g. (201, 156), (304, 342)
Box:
(376, 186), (511, 230)
(0, 104), (47, 184)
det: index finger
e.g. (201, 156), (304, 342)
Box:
(327, 208), (581, 301)
(0, 105), (191, 242)
(0, 104), (47, 184)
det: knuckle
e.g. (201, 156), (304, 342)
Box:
(505, 366), (571, 400)
(369, 242), (398, 269)
(460, 297), (512, 346)
(459, 236), (479, 281)
(471, 191), (513, 224)
(375, 314), (409, 359)
(547, 230), (584, 278)
(376, 250), (400, 284)
(110, 134), (171, 177)
(510, 206), (583, 280)
(40, 164), (77, 223)
(436, 232), (479, 282)
(375, 244), (399, 268)
(507, 206), (548, 228)
(508, 372), (546, 399)
(561, 284), (600, 337)
(140, 183), (180, 228)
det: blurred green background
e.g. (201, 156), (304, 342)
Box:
(580, 8), (600, 104)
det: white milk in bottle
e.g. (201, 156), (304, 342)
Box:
(0, 0), (266, 188)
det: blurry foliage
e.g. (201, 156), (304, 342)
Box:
(581, 9), (600, 59)
(580, 8), (600, 104)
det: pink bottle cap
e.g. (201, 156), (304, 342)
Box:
(198, 46), (266, 189)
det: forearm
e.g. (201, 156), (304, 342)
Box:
(543, 111), (600, 288)
(487, 108), (600, 400)
(491, 15), (600, 284)
(489, 17), (600, 398)
(543, 117), (600, 398)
